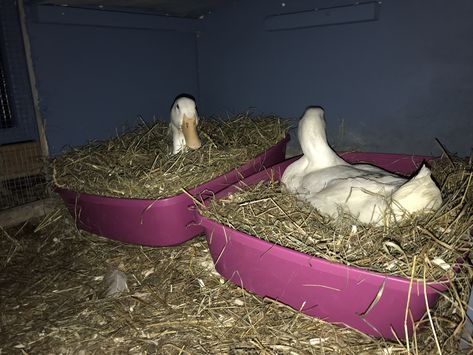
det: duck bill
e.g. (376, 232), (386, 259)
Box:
(181, 114), (202, 150)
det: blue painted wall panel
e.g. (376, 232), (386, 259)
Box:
(198, 0), (473, 156)
(23, 1), (473, 157)
(27, 6), (200, 155)
(265, 2), (379, 31)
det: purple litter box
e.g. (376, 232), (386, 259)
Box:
(197, 152), (451, 340)
(55, 135), (289, 246)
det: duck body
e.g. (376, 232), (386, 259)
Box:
(281, 107), (442, 226)
(170, 96), (202, 154)
(302, 165), (408, 225)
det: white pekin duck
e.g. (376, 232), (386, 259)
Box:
(169, 96), (202, 154)
(281, 107), (442, 226)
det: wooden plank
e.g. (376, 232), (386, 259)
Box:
(265, 2), (379, 31)
(0, 141), (44, 180)
(18, 0), (50, 158)
(0, 197), (56, 228)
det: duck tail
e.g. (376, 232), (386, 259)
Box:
(390, 164), (442, 215)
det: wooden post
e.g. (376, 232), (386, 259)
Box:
(0, 197), (56, 228)
(17, 0), (49, 158)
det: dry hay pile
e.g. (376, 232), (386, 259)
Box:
(201, 155), (473, 280)
(0, 201), (470, 354)
(52, 115), (288, 199)
(0, 200), (471, 354)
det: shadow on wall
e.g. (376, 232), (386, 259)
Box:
(285, 114), (452, 159)
(285, 117), (375, 158)
(198, 0), (473, 157)
(26, 5), (201, 155)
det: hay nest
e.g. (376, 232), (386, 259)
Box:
(1, 201), (471, 354)
(200, 154), (473, 281)
(52, 114), (289, 199)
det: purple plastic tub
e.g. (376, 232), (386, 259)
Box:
(197, 152), (450, 340)
(56, 135), (289, 246)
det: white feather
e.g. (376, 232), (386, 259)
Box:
(103, 269), (129, 297)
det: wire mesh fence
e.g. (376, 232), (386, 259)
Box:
(0, 141), (48, 210)
(0, 0), (48, 211)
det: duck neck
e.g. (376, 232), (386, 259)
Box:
(171, 123), (185, 154)
(299, 115), (343, 169)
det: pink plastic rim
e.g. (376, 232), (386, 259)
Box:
(55, 135), (289, 246)
(196, 152), (455, 340)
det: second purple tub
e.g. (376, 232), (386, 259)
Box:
(196, 152), (450, 340)
(56, 135), (289, 246)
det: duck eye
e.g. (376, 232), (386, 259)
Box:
(176, 104), (180, 110)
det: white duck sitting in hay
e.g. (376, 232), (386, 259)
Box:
(170, 95), (202, 154)
(281, 106), (442, 226)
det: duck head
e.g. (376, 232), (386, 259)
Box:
(170, 96), (202, 154)
(297, 106), (348, 170)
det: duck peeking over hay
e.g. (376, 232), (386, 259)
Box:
(281, 106), (443, 226)
(169, 95), (202, 154)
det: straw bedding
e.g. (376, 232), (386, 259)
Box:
(201, 155), (473, 281)
(2, 116), (471, 352)
(1, 201), (471, 353)
(52, 115), (288, 199)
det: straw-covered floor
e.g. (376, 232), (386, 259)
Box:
(52, 114), (288, 199)
(2, 116), (472, 353)
(0, 199), (471, 354)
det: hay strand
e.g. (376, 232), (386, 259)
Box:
(200, 155), (473, 280)
(52, 114), (289, 199)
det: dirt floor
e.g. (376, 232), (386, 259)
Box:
(0, 198), (471, 354)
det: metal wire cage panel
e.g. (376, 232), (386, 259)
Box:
(0, 0), (48, 211)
